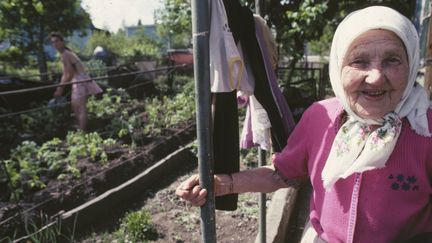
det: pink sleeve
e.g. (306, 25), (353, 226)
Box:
(427, 109), (432, 181)
(273, 104), (313, 180)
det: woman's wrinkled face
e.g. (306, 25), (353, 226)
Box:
(341, 29), (409, 119)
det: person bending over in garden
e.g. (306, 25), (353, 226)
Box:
(176, 6), (432, 243)
(49, 32), (102, 132)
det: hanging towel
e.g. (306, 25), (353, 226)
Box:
(209, 0), (254, 94)
(212, 92), (239, 211)
(240, 94), (272, 150)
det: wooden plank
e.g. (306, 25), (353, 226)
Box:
(59, 144), (196, 230)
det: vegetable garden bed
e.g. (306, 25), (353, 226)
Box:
(0, 75), (198, 241)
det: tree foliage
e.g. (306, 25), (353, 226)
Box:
(153, 0), (414, 62)
(247, 0), (415, 61)
(86, 28), (163, 63)
(154, 0), (192, 49)
(0, 0), (90, 78)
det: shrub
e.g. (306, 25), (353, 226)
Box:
(115, 210), (158, 242)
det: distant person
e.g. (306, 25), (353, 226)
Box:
(93, 45), (116, 66)
(176, 6), (432, 242)
(49, 32), (102, 131)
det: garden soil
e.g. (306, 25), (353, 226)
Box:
(77, 165), (268, 243)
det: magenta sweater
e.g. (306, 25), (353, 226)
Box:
(273, 98), (432, 243)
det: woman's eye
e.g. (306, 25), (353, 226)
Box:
(350, 59), (368, 68)
(384, 57), (401, 66)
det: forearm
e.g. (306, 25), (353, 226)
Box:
(233, 165), (295, 193)
(60, 73), (73, 85)
(54, 74), (72, 95)
(216, 165), (300, 196)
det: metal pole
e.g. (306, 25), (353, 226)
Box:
(258, 148), (267, 243)
(191, 0), (216, 242)
(256, 2), (267, 243)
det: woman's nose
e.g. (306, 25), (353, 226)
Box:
(365, 66), (385, 85)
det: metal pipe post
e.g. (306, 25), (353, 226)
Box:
(258, 148), (267, 243)
(191, 0), (216, 242)
(255, 0), (267, 242)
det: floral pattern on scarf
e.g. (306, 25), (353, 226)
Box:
(322, 112), (402, 189)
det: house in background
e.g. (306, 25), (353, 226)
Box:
(125, 22), (157, 39)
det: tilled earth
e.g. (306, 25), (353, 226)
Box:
(143, 171), (263, 243)
(78, 167), (273, 243)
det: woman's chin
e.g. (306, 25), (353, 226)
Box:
(354, 109), (387, 120)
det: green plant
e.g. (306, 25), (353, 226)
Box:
(237, 193), (259, 219)
(240, 147), (260, 168)
(144, 78), (195, 136)
(87, 88), (131, 118)
(1, 131), (118, 201)
(85, 59), (108, 84)
(0, 101), (70, 152)
(65, 131), (116, 165)
(2, 141), (46, 201)
(4, 212), (79, 243)
(38, 138), (66, 173)
(115, 210), (158, 242)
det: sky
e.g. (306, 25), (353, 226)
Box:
(81, 0), (162, 33)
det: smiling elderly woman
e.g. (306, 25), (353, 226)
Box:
(176, 6), (432, 243)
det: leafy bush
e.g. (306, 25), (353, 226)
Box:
(115, 210), (158, 242)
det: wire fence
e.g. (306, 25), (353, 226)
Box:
(0, 64), (187, 96)
(0, 64), (189, 119)
(0, 60), (158, 81)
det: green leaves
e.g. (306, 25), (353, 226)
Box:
(1, 131), (118, 201)
(0, 0), (90, 70)
(86, 29), (163, 61)
(32, 1), (43, 14)
(115, 209), (158, 242)
(0, 75), (194, 203)
(155, 0), (192, 48)
(144, 77), (195, 136)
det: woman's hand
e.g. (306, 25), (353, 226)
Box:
(175, 174), (234, 206)
(176, 174), (208, 206)
(53, 87), (63, 97)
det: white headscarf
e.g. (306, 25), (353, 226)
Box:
(322, 6), (431, 190)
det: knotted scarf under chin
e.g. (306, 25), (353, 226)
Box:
(322, 112), (402, 190)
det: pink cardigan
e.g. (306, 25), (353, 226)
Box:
(273, 98), (432, 243)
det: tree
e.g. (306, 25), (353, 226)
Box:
(242, 0), (415, 84)
(154, 0), (192, 49)
(87, 28), (163, 64)
(0, 0), (90, 81)
(155, 0), (414, 69)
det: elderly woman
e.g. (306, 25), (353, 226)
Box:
(176, 6), (432, 242)
(49, 32), (102, 132)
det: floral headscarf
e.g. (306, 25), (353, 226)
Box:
(322, 6), (431, 190)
